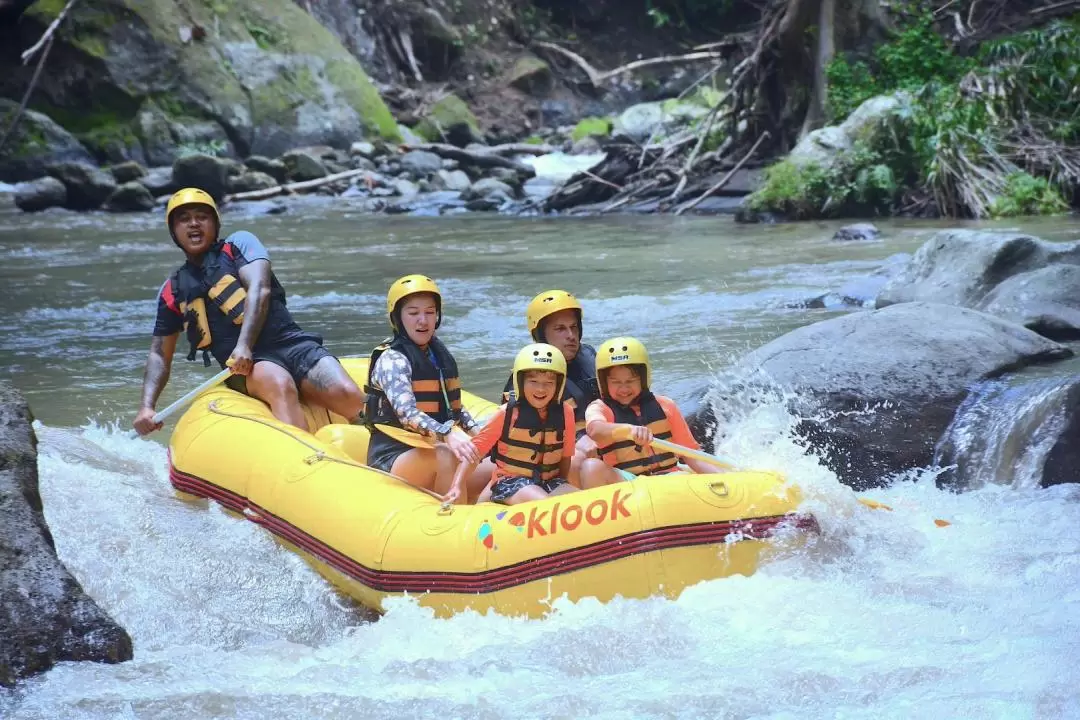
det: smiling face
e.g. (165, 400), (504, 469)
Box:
(170, 204), (218, 256)
(604, 365), (643, 406)
(521, 370), (559, 409)
(540, 309), (580, 362)
(399, 293), (439, 346)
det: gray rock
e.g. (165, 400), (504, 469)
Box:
(349, 141), (376, 158)
(790, 93), (910, 169)
(440, 158), (460, 171)
(244, 156), (287, 184)
(349, 156), (377, 172)
(398, 124), (425, 145)
(540, 100), (574, 127)
(0, 382), (133, 686)
(392, 178), (419, 200)
(0, 100), (95, 182)
(171, 153), (232, 201)
(107, 161), (147, 184)
(400, 150), (443, 177)
(508, 54), (552, 94)
(227, 171), (279, 194)
(570, 136), (602, 155)
(13, 176), (66, 212)
(833, 222), (881, 242)
(140, 166), (177, 197)
(280, 150), (328, 182)
(876, 230), (1080, 309)
(134, 100), (178, 167)
(433, 169), (471, 192)
(104, 181), (155, 212)
(463, 177), (515, 201)
(613, 103), (666, 142)
(487, 168), (525, 195)
(46, 162), (117, 210)
(693, 302), (1072, 489)
(977, 265), (1080, 340)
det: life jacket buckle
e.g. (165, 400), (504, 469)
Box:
(304, 451), (326, 465)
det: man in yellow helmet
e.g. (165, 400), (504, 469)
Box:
(505, 290), (600, 448)
(132, 188), (366, 434)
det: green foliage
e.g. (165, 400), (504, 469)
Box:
(748, 142), (901, 220)
(989, 173), (1070, 218)
(826, 13), (973, 123)
(571, 117), (612, 141)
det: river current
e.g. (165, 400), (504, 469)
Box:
(1, 198), (1078, 719)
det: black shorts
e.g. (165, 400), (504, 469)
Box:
(366, 429), (413, 473)
(225, 332), (332, 393)
(490, 475), (569, 503)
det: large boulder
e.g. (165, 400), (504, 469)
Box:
(104, 181), (155, 212)
(13, 176), (66, 212)
(875, 230), (1080, 338)
(789, 93), (910, 169)
(171, 153), (232, 201)
(976, 265), (1080, 341)
(0, 382), (133, 686)
(695, 302), (1072, 489)
(46, 162), (117, 210)
(0, 100), (96, 183)
(7, 0), (400, 164)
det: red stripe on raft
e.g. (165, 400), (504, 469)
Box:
(169, 464), (817, 595)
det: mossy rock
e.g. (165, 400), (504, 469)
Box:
(0, 99), (95, 183)
(18, 0), (400, 159)
(415, 94), (483, 146)
(571, 117), (612, 142)
(508, 54), (552, 94)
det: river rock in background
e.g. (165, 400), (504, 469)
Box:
(694, 302), (1072, 489)
(3, 0), (399, 167)
(0, 100), (97, 183)
(0, 381), (133, 686)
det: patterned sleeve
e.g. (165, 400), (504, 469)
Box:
(371, 349), (446, 437)
(457, 405), (478, 433)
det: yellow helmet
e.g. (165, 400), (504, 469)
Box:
(596, 336), (651, 399)
(166, 187), (219, 227)
(166, 188), (220, 247)
(526, 289), (582, 342)
(387, 274), (442, 331)
(512, 342), (567, 403)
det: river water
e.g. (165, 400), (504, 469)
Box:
(2, 198), (1079, 719)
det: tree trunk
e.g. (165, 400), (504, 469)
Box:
(800, 0), (836, 138)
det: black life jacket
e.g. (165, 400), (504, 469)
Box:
(364, 334), (462, 439)
(596, 391), (679, 476)
(170, 240), (287, 366)
(491, 400), (567, 482)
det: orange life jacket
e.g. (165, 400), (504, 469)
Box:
(491, 401), (567, 482)
(596, 393), (679, 476)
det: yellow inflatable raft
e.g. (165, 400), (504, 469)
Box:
(168, 358), (817, 618)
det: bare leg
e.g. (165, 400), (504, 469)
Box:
(466, 458), (497, 504)
(548, 483), (578, 496)
(503, 485), (551, 505)
(299, 356), (366, 421)
(432, 445), (461, 497)
(579, 457), (624, 489)
(245, 361), (308, 430)
(389, 447), (439, 490)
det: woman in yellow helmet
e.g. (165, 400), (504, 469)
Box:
(443, 343), (579, 505)
(579, 337), (726, 487)
(364, 275), (486, 496)
(133, 188), (366, 435)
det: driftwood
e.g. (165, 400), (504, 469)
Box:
(543, 145), (654, 211)
(399, 142), (537, 176)
(675, 132), (769, 215)
(533, 41), (724, 87)
(0, 0), (78, 157)
(224, 168), (369, 202)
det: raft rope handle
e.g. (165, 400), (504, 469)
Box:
(206, 400), (448, 503)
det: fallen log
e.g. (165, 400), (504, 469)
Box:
(533, 41), (723, 88)
(675, 131), (769, 215)
(224, 168), (369, 202)
(399, 143), (536, 176)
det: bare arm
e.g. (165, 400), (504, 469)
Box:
(236, 259), (272, 350)
(140, 334), (179, 410)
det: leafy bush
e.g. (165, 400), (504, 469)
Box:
(989, 173), (1070, 218)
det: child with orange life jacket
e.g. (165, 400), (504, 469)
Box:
(579, 337), (726, 487)
(443, 343), (580, 506)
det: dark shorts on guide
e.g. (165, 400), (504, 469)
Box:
(225, 332), (332, 394)
(490, 475), (569, 504)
